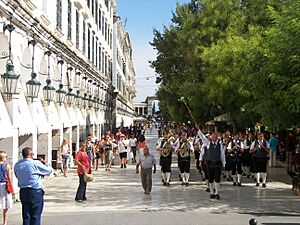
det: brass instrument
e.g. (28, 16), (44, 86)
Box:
(161, 137), (173, 157)
(179, 141), (190, 158)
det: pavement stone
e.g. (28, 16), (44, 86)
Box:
(7, 131), (300, 225)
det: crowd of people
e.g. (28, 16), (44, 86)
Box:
(0, 122), (299, 224)
(155, 123), (300, 200)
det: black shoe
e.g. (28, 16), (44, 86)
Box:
(223, 175), (226, 179)
(243, 173), (246, 176)
(227, 178), (231, 181)
(181, 182), (185, 185)
(163, 182), (167, 186)
(210, 194), (215, 199)
(238, 182), (241, 186)
(259, 178), (263, 183)
(247, 175), (250, 178)
(124, 165), (127, 168)
(256, 183), (259, 187)
(254, 178), (257, 182)
(166, 182), (170, 186)
(206, 188), (210, 192)
(185, 182), (189, 186)
(233, 182), (237, 186)
(162, 179), (164, 183)
(262, 183), (266, 188)
(215, 194), (220, 200)
(121, 164), (123, 168)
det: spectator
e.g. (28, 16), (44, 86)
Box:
(0, 151), (13, 225)
(286, 132), (297, 171)
(75, 142), (91, 202)
(60, 138), (71, 177)
(269, 133), (279, 167)
(14, 147), (53, 225)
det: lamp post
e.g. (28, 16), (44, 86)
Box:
(56, 60), (66, 105)
(43, 49), (56, 103)
(0, 17), (20, 101)
(26, 38), (41, 101)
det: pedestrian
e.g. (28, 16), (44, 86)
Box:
(0, 151), (13, 225)
(198, 129), (226, 200)
(286, 131), (296, 172)
(85, 138), (95, 168)
(269, 132), (279, 167)
(136, 146), (156, 194)
(250, 133), (270, 188)
(60, 138), (71, 177)
(75, 142), (91, 202)
(129, 134), (138, 164)
(14, 147), (53, 225)
(118, 134), (128, 168)
(138, 134), (147, 155)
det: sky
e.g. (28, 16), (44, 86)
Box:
(117, 0), (190, 102)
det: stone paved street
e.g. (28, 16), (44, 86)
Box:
(9, 131), (300, 225)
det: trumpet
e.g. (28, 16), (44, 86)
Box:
(161, 137), (174, 157)
(179, 141), (190, 158)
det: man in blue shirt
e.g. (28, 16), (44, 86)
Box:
(269, 132), (279, 167)
(14, 147), (53, 225)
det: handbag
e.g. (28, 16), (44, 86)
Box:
(83, 172), (94, 182)
(6, 164), (14, 193)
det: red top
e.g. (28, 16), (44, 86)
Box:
(139, 141), (147, 149)
(76, 151), (91, 174)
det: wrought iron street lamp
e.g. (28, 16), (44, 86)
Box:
(43, 49), (56, 103)
(66, 88), (76, 106)
(75, 90), (82, 108)
(56, 60), (66, 105)
(26, 39), (41, 101)
(0, 17), (20, 100)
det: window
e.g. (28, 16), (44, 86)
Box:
(76, 10), (80, 49)
(101, 50), (104, 73)
(67, 0), (72, 40)
(107, 25), (110, 45)
(88, 27), (91, 60)
(87, 0), (90, 8)
(109, 30), (112, 49)
(98, 46), (101, 71)
(104, 21), (107, 41)
(92, 33), (95, 64)
(98, 9), (101, 30)
(95, 39), (98, 68)
(104, 54), (107, 76)
(91, 0), (94, 16)
(82, 21), (86, 54)
(56, 0), (62, 30)
(101, 14), (104, 36)
(110, 60), (113, 81)
(95, 0), (98, 25)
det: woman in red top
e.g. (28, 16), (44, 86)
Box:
(75, 142), (91, 202)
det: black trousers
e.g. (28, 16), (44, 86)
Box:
(206, 160), (222, 183)
(194, 150), (200, 170)
(178, 159), (190, 173)
(225, 155), (232, 171)
(254, 157), (268, 173)
(161, 157), (172, 173)
(231, 158), (242, 175)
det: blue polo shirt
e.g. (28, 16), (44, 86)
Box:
(14, 158), (53, 189)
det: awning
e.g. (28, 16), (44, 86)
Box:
(30, 99), (49, 134)
(67, 107), (78, 126)
(57, 105), (71, 128)
(88, 109), (97, 125)
(214, 113), (232, 123)
(205, 120), (215, 126)
(75, 108), (85, 125)
(16, 93), (35, 136)
(46, 102), (61, 130)
(81, 109), (88, 126)
(0, 93), (14, 138)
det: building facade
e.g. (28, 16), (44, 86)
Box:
(0, 0), (135, 191)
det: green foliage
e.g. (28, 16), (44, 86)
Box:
(151, 0), (300, 130)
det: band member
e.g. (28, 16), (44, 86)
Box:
(222, 134), (232, 181)
(156, 134), (174, 186)
(193, 134), (202, 173)
(200, 139), (210, 192)
(228, 134), (244, 186)
(250, 133), (270, 188)
(243, 133), (254, 178)
(176, 133), (192, 186)
(198, 129), (226, 200)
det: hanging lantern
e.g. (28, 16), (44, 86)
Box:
(43, 78), (56, 103)
(1, 61), (20, 100)
(26, 72), (41, 100)
(66, 88), (76, 106)
(56, 83), (66, 105)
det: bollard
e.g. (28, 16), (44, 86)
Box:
(249, 218), (257, 225)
